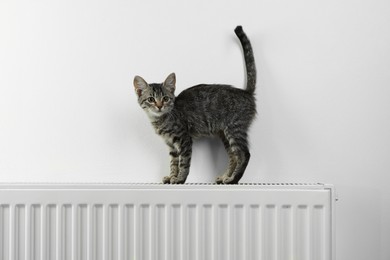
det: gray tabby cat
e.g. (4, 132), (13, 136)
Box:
(133, 26), (256, 184)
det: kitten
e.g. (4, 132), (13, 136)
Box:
(133, 26), (256, 184)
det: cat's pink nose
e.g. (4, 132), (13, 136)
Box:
(156, 101), (163, 110)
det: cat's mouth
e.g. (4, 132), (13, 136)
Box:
(148, 109), (165, 117)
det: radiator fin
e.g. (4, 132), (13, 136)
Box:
(123, 204), (135, 260)
(30, 205), (41, 260)
(0, 205), (10, 260)
(249, 205), (260, 260)
(280, 205), (293, 260)
(216, 204), (228, 260)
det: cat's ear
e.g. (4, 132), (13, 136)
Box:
(133, 75), (148, 97)
(163, 73), (176, 94)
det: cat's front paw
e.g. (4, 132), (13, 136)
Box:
(222, 176), (238, 184)
(170, 176), (185, 184)
(162, 176), (171, 184)
(215, 176), (224, 184)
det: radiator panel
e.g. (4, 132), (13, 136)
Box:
(0, 183), (335, 260)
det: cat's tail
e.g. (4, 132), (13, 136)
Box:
(234, 26), (256, 95)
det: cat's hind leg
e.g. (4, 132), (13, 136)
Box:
(216, 131), (237, 184)
(221, 129), (250, 184)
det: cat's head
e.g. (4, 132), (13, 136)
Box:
(133, 73), (176, 118)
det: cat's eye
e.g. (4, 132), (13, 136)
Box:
(163, 96), (170, 102)
(147, 97), (156, 103)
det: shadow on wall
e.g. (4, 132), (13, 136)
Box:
(190, 137), (229, 182)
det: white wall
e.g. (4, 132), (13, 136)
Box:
(1, 0), (389, 259)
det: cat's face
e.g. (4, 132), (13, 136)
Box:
(134, 73), (176, 118)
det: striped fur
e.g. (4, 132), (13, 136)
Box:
(133, 26), (257, 184)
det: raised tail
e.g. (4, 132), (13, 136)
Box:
(234, 26), (256, 95)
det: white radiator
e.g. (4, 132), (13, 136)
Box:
(0, 183), (336, 260)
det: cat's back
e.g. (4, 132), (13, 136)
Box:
(175, 84), (255, 116)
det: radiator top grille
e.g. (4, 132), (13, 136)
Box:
(0, 182), (327, 190)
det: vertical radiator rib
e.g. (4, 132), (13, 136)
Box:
(0, 183), (336, 260)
